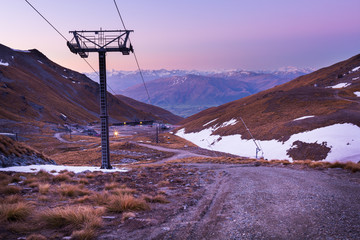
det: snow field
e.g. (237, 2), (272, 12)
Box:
(0, 164), (129, 174)
(176, 123), (360, 163)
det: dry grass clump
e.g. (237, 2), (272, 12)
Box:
(0, 172), (10, 182)
(1, 194), (23, 204)
(89, 191), (111, 205)
(59, 184), (91, 197)
(106, 194), (150, 213)
(38, 205), (104, 230)
(0, 185), (22, 195)
(35, 170), (52, 182)
(38, 183), (51, 194)
(293, 160), (360, 172)
(26, 234), (47, 240)
(0, 202), (33, 222)
(121, 212), (136, 222)
(23, 177), (38, 186)
(158, 180), (170, 186)
(111, 187), (137, 196)
(53, 173), (72, 182)
(143, 194), (170, 204)
(104, 182), (120, 190)
(79, 178), (89, 185)
(343, 162), (360, 173)
(269, 159), (291, 165)
(71, 228), (97, 240)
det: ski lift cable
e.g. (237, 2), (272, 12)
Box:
(24, 0), (68, 42)
(113, 0), (152, 104)
(24, 0), (119, 97)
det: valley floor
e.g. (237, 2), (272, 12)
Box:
(1, 124), (360, 239)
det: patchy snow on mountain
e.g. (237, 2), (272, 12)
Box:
(0, 164), (129, 175)
(11, 48), (31, 53)
(176, 123), (360, 163)
(215, 118), (237, 129)
(203, 118), (218, 127)
(327, 83), (351, 89)
(293, 116), (315, 121)
(354, 91), (360, 97)
(351, 66), (360, 72)
(0, 60), (9, 66)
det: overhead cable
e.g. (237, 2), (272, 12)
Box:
(113, 0), (151, 104)
(24, 0), (122, 95)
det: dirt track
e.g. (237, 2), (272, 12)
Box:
(99, 164), (360, 240)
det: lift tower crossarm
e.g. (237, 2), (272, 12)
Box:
(67, 30), (133, 57)
(66, 29), (133, 169)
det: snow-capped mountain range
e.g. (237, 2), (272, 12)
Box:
(86, 68), (313, 117)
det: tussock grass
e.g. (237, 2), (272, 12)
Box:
(26, 234), (47, 240)
(0, 185), (21, 195)
(74, 196), (91, 204)
(294, 160), (360, 172)
(23, 177), (38, 186)
(37, 195), (49, 202)
(35, 170), (52, 182)
(111, 187), (137, 196)
(143, 194), (170, 203)
(59, 184), (91, 197)
(344, 162), (360, 173)
(0, 172), (10, 181)
(38, 183), (51, 194)
(38, 205), (104, 230)
(53, 173), (72, 182)
(0, 202), (33, 222)
(71, 228), (97, 240)
(1, 194), (23, 204)
(79, 178), (89, 185)
(106, 194), (150, 213)
(89, 191), (110, 205)
(104, 182), (119, 190)
(158, 180), (170, 186)
(121, 212), (136, 222)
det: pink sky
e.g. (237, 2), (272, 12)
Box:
(2, 0), (360, 73)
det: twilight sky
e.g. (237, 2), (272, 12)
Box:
(2, 0), (360, 73)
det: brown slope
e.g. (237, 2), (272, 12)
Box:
(0, 44), (166, 128)
(180, 54), (360, 141)
(115, 95), (183, 124)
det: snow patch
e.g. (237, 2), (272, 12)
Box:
(0, 165), (129, 174)
(0, 60), (9, 66)
(176, 123), (360, 163)
(293, 115), (315, 121)
(62, 75), (68, 79)
(326, 83), (351, 89)
(12, 48), (30, 53)
(203, 118), (218, 127)
(351, 66), (360, 72)
(354, 91), (360, 97)
(37, 60), (43, 64)
(352, 77), (359, 81)
(216, 118), (237, 129)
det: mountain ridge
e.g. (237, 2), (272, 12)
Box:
(176, 54), (360, 162)
(0, 44), (181, 134)
(118, 69), (312, 117)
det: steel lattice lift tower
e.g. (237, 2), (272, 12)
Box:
(67, 29), (133, 169)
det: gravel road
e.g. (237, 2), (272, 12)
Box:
(102, 164), (360, 240)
